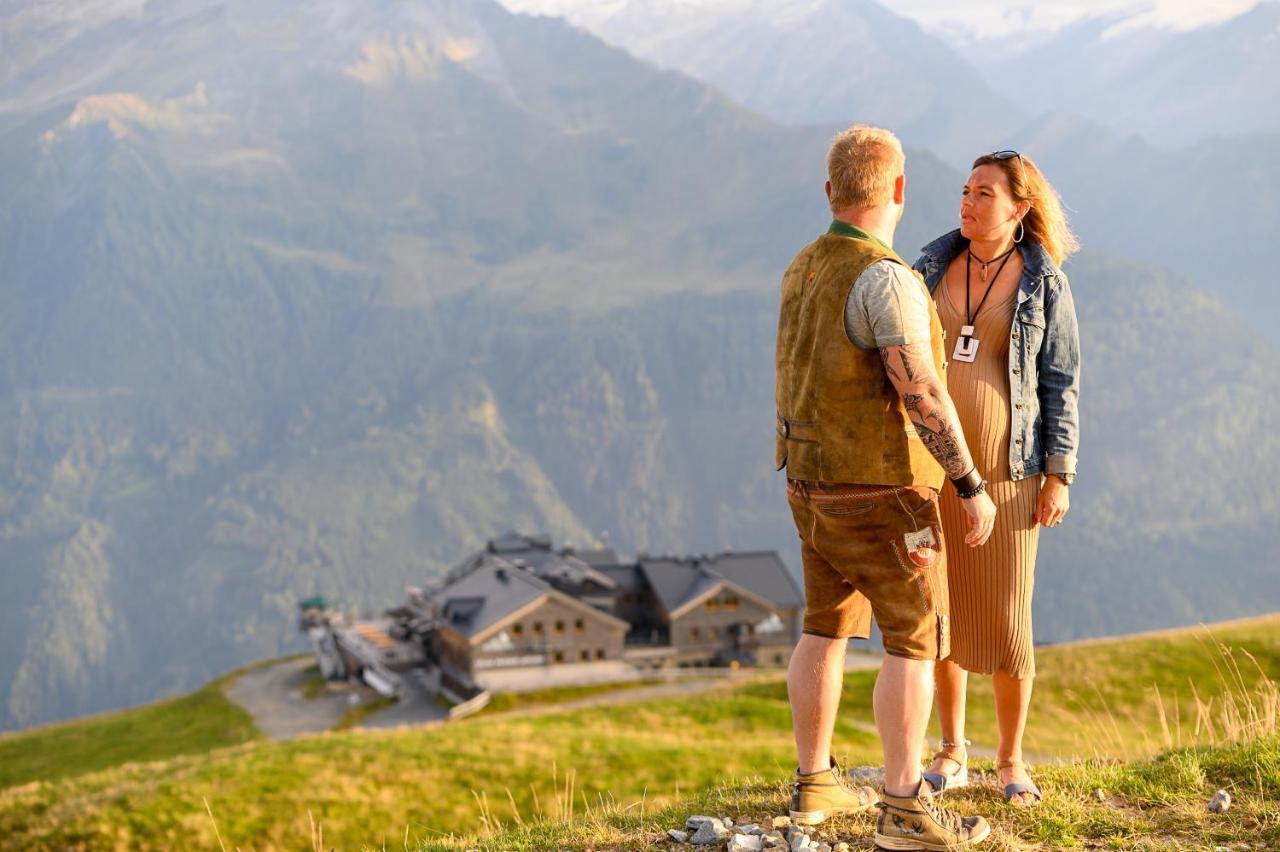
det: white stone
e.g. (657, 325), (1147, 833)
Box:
(1208, 789), (1232, 813)
(812, 844), (832, 852)
(736, 823), (762, 835)
(690, 821), (731, 845)
(763, 831), (787, 848)
(667, 829), (689, 843)
(727, 835), (764, 852)
(769, 816), (791, 829)
(789, 834), (812, 851)
(833, 844), (850, 852)
(686, 815), (721, 831)
(723, 816), (735, 828)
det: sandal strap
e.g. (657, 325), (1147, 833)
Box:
(1003, 781), (1042, 802)
(995, 758), (1029, 770)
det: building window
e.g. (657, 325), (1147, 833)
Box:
(691, 627), (701, 640)
(710, 626), (720, 640)
(553, 650), (565, 663)
(512, 623), (524, 637)
(724, 596), (739, 611)
(574, 618), (585, 633)
(705, 599), (719, 612)
(580, 649), (591, 662)
(554, 620), (565, 635)
(533, 621), (544, 635)
(596, 649), (605, 660)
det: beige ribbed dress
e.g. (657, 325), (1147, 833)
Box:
(935, 280), (1041, 678)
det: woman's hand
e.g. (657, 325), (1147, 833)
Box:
(1035, 476), (1070, 527)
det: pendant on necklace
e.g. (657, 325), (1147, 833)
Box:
(979, 263), (989, 282)
(953, 324), (979, 362)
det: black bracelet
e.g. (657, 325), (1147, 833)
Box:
(950, 466), (982, 494)
(955, 478), (987, 499)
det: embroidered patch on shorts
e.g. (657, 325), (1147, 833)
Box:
(903, 527), (940, 568)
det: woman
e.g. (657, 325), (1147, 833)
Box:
(912, 150), (1081, 806)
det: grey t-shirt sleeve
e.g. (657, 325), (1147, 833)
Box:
(843, 259), (933, 350)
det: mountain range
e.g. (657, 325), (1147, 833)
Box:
(0, 0), (1277, 731)
(501, 0), (1280, 327)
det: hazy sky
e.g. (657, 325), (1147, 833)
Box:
(885, 0), (1262, 38)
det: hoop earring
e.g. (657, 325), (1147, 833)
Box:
(1014, 220), (1025, 244)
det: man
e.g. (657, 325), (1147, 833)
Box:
(775, 124), (997, 849)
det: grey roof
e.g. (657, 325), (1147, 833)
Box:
(568, 547), (620, 567)
(598, 564), (646, 592)
(636, 557), (712, 616)
(446, 532), (616, 591)
(637, 551), (802, 615)
(488, 530), (553, 554)
(702, 551), (803, 609)
(431, 556), (548, 640)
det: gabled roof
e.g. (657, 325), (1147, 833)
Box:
(430, 554), (629, 643)
(701, 551), (803, 609)
(432, 557), (547, 640)
(597, 564), (646, 592)
(445, 532), (617, 592)
(637, 551), (803, 617)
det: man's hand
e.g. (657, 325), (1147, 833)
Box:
(1035, 477), (1070, 527)
(961, 490), (996, 546)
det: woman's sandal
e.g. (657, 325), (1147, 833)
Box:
(996, 758), (1042, 806)
(922, 738), (970, 793)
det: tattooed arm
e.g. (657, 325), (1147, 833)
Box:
(880, 343), (995, 546)
(879, 344), (974, 480)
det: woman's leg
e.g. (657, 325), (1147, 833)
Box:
(928, 658), (968, 775)
(993, 668), (1036, 804)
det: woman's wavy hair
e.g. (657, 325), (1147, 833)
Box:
(973, 151), (1079, 266)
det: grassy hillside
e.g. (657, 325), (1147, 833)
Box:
(0, 617), (1275, 850)
(742, 615), (1280, 761)
(0, 671), (260, 791)
(448, 736), (1280, 851)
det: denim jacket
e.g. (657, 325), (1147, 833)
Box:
(913, 229), (1080, 482)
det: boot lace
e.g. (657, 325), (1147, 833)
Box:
(919, 789), (964, 833)
(832, 755), (872, 802)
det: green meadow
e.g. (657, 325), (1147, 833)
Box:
(0, 616), (1275, 850)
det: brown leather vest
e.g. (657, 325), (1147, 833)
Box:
(775, 230), (947, 488)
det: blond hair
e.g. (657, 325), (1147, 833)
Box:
(972, 152), (1080, 266)
(827, 124), (905, 211)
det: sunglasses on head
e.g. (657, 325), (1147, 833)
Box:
(987, 149), (1025, 171)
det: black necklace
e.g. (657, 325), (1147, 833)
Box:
(953, 245), (1017, 363)
(967, 245), (1016, 283)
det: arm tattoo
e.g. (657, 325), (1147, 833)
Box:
(880, 349), (902, 383)
(881, 345), (973, 479)
(913, 414), (968, 477)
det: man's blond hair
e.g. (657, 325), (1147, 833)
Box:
(827, 124), (905, 211)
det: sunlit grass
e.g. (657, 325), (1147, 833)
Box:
(1, 617), (1277, 849)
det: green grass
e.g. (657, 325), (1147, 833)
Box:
(741, 614), (1280, 760)
(477, 677), (670, 716)
(0, 676), (260, 790)
(0, 619), (1275, 849)
(433, 735), (1280, 850)
(0, 689), (881, 850)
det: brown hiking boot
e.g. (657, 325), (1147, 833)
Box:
(789, 757), (878, 825)
(874, 780), (990, 850)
